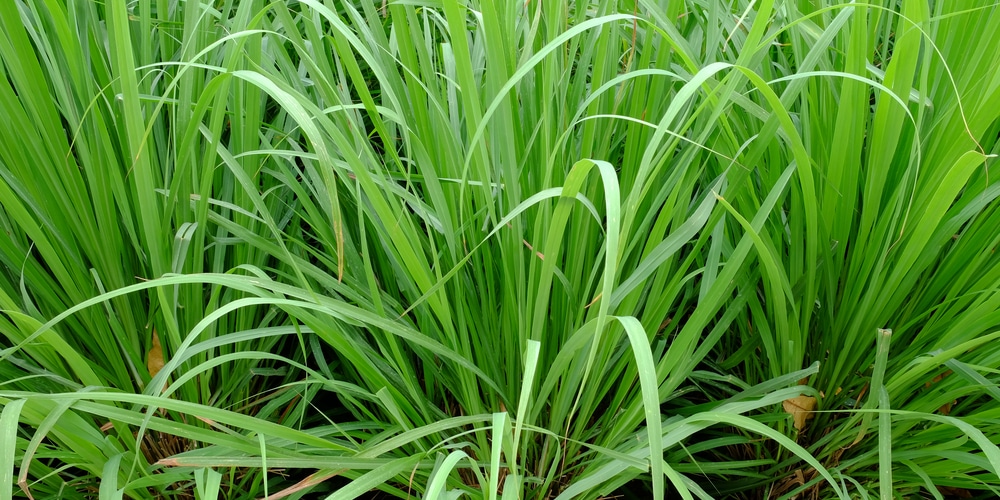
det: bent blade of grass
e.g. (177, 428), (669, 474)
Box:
(624, 61), (732, 221)
(0, 399), (26, 500)
(360, 415), (493, 458)
(559, 384), (820, 499)
(17, 397), (76, 494)
(325, 456), (422, 500)
(536, 159), (624, 458)
(0, 390), (339, 453)
(616, 316), (663, 500)
(461, 13), (636, 181)
(164, 351), (375, 408)
(663, 386), (823, 450)
(688, 413), (849, 500)
(845, 406), (1000, 491)
(885, 330), (1000, 395)
(662, 460), (693, 500)
(899, 459), (944, 500)
(892, 412), (1000, 477)
(0, 310), (102, 387)
(943, 358), (1000, 403)
(530, 160), (619, 344)
(425, 450), (470, 500)
(512, 340), (539, 465)
(2, 273), (499, 402)
(150, 456), (417, 470)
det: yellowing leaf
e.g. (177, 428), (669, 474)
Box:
(783, 395), (816, 431)
(147, 329), (164, 378)
(938, 401), (954, 416)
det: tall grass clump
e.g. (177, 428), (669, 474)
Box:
(0, 0), (999, 499)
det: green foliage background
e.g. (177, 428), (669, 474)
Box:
(0, 0), (999, 498)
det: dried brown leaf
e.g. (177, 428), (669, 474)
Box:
(146, 328), (164, 379)
(939, 401), (955, 416)
(783, 395), (816, 431)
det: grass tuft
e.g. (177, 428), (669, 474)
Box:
(1, 0), (999, 498)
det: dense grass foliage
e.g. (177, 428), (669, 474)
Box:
(1, 0), (999, 498)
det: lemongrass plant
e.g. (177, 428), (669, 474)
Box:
(0, 0), (999, 499)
